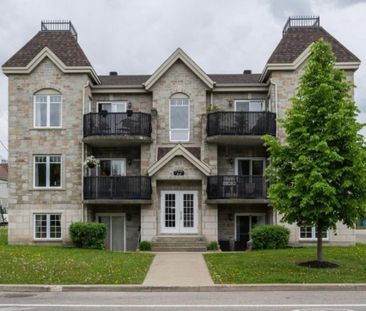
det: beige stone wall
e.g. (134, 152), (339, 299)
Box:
(91, 94), (152, 114)
(212, 92), (268, 111)
(7, 58), (89, 243)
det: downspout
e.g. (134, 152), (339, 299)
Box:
(81, 80), (89, 222)
(269, 78), (278, 225)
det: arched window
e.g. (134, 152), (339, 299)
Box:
(33, 89), (62, 128)
(169, 93), (190, 142)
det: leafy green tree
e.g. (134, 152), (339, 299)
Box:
(264, 39), (366, 262)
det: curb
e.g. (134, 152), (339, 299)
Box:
(0, 284), (366, 292)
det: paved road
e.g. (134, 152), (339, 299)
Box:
(0, 290), (366, 310)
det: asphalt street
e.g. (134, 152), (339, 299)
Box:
(0, 290), (366, 311)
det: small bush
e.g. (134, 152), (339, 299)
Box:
(69, 222), (106, 249)
(251, 225), (289, 250)
(207, 241), (219, 251)
(139, 241), (152, 251)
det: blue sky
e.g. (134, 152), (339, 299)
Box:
(0, 0), (365, 160)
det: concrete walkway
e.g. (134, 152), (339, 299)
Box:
(143, 252), (214, 286)
(356, 229), (366, 244)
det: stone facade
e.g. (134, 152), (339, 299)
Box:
(4, 24), (359, 250)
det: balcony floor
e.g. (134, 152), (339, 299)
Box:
(206, 198), (269, 204)
(83, 135), (152, 147)
(206, 135), (265, 146)
(83, 199), (152, 205)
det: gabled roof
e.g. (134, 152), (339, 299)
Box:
(143, 48), (215, 90)
(267, 26), (360, 64)
(2, 31), (91, 67)
(148, 144), (211, 176)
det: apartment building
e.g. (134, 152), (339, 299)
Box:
(2, 17), (360, 251)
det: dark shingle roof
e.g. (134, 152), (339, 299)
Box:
(97, 73), (263, 86)
(268, 26), (360, 64)
(2, 31), (91, 67)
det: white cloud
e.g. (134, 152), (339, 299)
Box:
(0, 0), (365, 160)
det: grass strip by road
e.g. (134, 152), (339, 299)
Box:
(204, 245), (366, 284)
(0, 227), (154, 284)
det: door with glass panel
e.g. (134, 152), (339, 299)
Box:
(236, 158), (265, 198)
(97, 102), (127, 135)
(96, 159), (126, 198)
(235, 214), (265, 250)
(161, 191), (198, 234)
(97, 214), (125, 251)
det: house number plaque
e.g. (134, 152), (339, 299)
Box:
(173, 170), (185, 176)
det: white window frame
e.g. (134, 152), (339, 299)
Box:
(234, 100), (265, 112)
(299, 226), (329, 241)
(96, 101), (127, 113)
(33, 95), (62, 128)
(33, 213), (62, 240)
(33, 155), (62, 189)
(234, 157), (266, 176)
(169, 98), (190, 142)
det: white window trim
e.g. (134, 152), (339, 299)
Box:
(234, 99), (265, 112)
(96, 101), (127, 113)
(33, 213), (62, 241)
(33, 155), (62, 189)
(33, 95), (63, 128)
(96, 213), (126, 252)
(93, 158), (126, 176)
(234, 213), (266, 241)
(299, 226), (329, 241)
(234, 157), (266, 175)
(169, 98), (190, 142)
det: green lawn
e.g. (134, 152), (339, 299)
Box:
(0, 227), (154, 284)
(205, 245), (366, 284)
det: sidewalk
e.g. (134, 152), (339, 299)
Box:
(143, 252), (213, 286)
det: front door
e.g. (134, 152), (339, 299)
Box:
(97, 214), (126, 251)
(161, 191), (198, 234)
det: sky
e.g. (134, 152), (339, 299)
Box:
(0, 0), (365, 160)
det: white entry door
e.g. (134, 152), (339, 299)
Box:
(161, 191), (198, 234)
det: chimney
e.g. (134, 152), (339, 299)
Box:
(109, 71), (118, 76)
(243, 70), (252, 74)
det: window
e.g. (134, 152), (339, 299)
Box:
(34, 155), (62, 188)
(97, 159), (126, 176)
(235, 158), (265, 176)
(235, 100), (264, 112)
(34, 95), (62, 128)
(300, 226), (328, 240)
(97, 101), (127, 113)
(170, 96), (190, 142)
(34, 214), (61, 239)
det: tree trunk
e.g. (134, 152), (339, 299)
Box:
(316, 221), (323, 262)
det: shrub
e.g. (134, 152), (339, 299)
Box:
(69, 222), (106, 249)
(251, 225), (289, 250)
(139, 241), (152, 251)
(207, 241), (219, 251)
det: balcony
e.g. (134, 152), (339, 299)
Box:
(83, 112), (152, 146)
(206, 111), (276, 145)
(84, 176), (152, 204)
(207, 175), (268, 204)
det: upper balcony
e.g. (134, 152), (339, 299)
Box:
(83, 112), (152, 146)
(206, 111), (276, 145)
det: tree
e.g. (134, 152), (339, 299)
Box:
(264, 39), (366, 263)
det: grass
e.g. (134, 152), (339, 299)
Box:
(204, 245), (366, 284)
(0, 227), (154, 284)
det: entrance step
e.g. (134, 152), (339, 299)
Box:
(152, 235), (207, 252)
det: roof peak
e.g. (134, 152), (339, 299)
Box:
(283, 16), (320, 35)
(41, 20), (77, 40)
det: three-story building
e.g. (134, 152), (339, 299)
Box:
(3, 17), (360, 251)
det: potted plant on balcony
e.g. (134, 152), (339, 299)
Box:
(84, 155), (99, 169)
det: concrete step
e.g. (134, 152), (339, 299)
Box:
(152, 235), (208, 252)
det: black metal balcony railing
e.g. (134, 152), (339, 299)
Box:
(207, 175), (267, 200)
(83, 112), (152, 138)
(84, 176), (152, 200)
(207, 112), (276, 137)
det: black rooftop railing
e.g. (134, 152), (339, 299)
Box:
(41, 20), (77, 40)
(283, 16), (320, 35)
